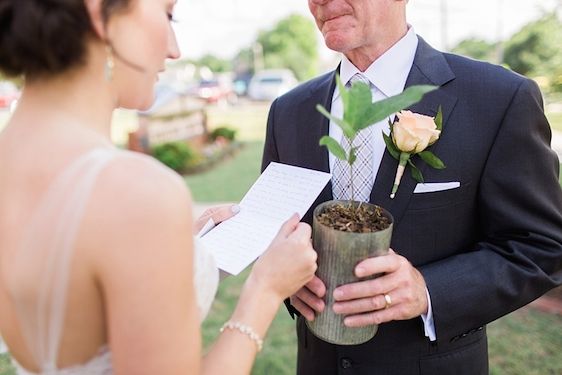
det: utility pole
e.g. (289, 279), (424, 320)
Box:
(495, 0), (504, 64)
(440, 0), (449, 51)
(252, 42), (264, 73)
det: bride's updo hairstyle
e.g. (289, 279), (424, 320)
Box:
(0, 0), (130, 78)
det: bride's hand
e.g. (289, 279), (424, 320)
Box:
(194, 204), (240, 232)
(250, 214), (317, 302)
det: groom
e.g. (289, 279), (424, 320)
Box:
(261, 0), (562, 374)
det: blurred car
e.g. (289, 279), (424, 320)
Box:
(0, 82), (20, 110)
(232, 72), (253, 96)
(189, 78), (237, 105)
(247, 69), (298, 101)
(139, 83), (179, 115)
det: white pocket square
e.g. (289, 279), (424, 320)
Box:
(414, 182), (460, 193)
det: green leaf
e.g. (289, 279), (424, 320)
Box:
(419, 151), (446, 169)
(345, 81), (374, 132)
(435, 105), (443, 131)
(382, 132), (400, 160)
(319, 136), (347, 160)
(349, 147), (357, 165)
(408, 160), (424, 183)
(356, 85), (438, 131)
(316, 104), (355, 138)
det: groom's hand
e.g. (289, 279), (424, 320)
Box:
(290, 276), (326, 321)
(332, 249), (428, 327)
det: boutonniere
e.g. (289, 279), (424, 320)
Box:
(382, 108), (446, 198)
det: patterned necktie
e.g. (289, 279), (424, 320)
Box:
(332, 73), (374, 202)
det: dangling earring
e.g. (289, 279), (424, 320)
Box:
(104, 44), (114, 82)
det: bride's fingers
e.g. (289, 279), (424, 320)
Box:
(201, 204), (240, 224)
(276, 213), (300, 238)
(290, 222), (312, 241)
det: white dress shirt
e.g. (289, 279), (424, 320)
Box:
(328, 26), (437, 341)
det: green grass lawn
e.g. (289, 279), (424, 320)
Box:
(184, 141), (263, 202)
(548, 111), (562, 132)
(201, 269), (562, 375)
(201, 269), (299, 374)
(488, 308), (562, 375)
(183, 101), (269, 202)
(0, 356), (14, 375)
(201, 273), (562, 375)
(205, 102), (270, 142)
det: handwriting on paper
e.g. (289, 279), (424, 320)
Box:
(199, 162), (331, 275)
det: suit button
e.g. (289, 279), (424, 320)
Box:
(341, 358), (353, 369)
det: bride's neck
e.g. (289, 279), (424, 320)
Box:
(14, 60), (116, 141)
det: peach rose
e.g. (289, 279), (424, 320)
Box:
(392, 110), (440, 153)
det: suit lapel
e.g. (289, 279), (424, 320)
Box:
(299, 69), (338, 203)
(370, 37), (458, 225)
(303, 71), (337, 173)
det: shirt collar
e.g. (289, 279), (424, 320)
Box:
(336, 26), (418, 101)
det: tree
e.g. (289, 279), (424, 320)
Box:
(451, 38), (497, 62)
(256, 14), (318, 81)
(196, 54), (232, 73)
(503, 13), (562, 80)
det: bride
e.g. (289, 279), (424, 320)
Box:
(0, 0), (318, 374)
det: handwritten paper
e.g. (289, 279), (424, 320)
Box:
(199, 162), (331, 275)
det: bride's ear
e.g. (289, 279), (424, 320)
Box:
(84, 0), (106, 40)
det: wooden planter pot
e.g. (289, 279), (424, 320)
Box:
(306, 200), (394, 345)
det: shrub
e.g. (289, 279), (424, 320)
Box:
(151, 141), (197, 172)
(210, 126), (237, 142)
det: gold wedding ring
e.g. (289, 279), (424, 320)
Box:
(384, 293), (392, 309)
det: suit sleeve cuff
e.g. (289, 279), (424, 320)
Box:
(421, 287), (437, 341)
(284, 298), (301, 319)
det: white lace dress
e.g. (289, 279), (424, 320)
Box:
(9, 148), (219, 374)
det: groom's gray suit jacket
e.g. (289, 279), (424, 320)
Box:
(261, 37), (562, 375)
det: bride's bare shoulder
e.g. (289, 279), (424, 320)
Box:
(79, 150), (198, 334)
(101, 150), (190, 203)
(107, 150), (188, 191)
(83, 150), (194, 253)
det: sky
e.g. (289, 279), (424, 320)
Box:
(173, 0), (560, 62)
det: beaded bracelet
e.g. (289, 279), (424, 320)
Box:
(220, 321), (264, 352)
